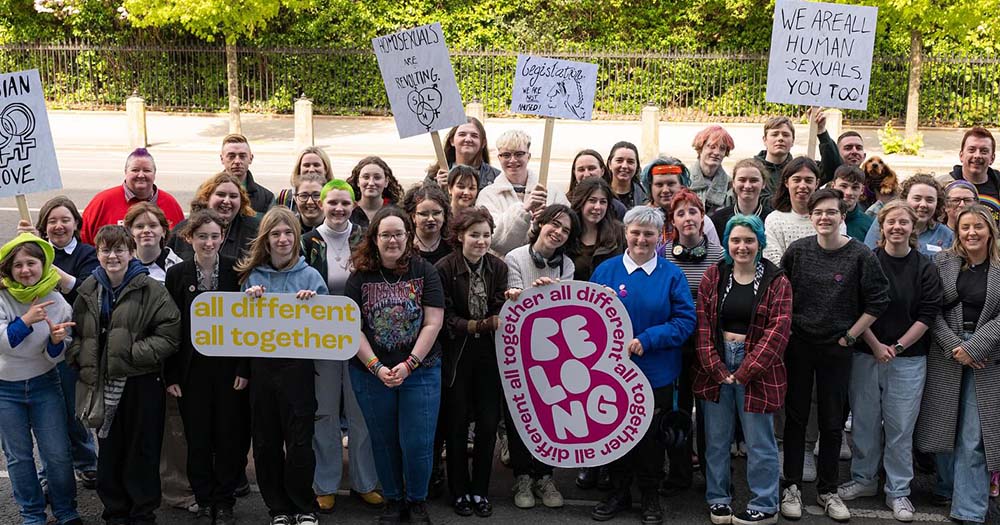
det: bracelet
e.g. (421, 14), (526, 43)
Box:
(365, 355), (378, 368)
(405, 353), (422, 372)
(367, 359), (384, 376)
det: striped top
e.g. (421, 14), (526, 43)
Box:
(662, 239), (725, 299)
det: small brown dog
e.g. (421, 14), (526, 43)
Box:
(861, 156), (899, 206)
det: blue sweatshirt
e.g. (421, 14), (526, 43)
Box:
(242, 256), (328, 296)
(590, 255), (697, 388)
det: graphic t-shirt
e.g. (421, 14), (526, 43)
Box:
(345, 258), (445, 368)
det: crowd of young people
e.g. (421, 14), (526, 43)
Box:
(1, 116), (998, 525)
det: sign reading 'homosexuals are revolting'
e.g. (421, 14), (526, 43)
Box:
(190, 292), (361, 360)
(372, 23), (467, 139)
(510, 55), (598, 121)
(496, 281), (653, 467)
(0, 69), (61, 198)
(765, 0), (878, 111)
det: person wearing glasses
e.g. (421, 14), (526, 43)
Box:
(290, 173), (327, 234)
(69, 225), (181, 525)
(346, 207), (446, 525)
(403, 184), (453, 265)
(778, 189), (889, 522)
(943, 180), (979, 232)
(476, 130), (569, 256)
(346, 157), (405, 232)
(169, 173), (260, 261)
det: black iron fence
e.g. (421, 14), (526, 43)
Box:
(1, 40), (998, 126)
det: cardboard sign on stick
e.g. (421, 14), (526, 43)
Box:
(372, 23), (467, 140)
(510, 54), (598, 121)
(765, 0), (878, 111)
(0, 69), (62, 216)
(496, 281), (654, 467)
(191, 292), (362, 361)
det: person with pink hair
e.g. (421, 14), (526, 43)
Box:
(689, 125), (735, 215)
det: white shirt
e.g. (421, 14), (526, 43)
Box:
(623, 251), (657, 276)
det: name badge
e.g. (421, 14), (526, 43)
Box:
(925, 244), (942, 253)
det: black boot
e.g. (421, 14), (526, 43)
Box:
(576, 468), (597, 489)
(597, 466), (613, 490)
(591, 480), (632, 521)
(641, 491), (663, 525)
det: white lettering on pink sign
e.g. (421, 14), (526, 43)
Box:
(496, 281), (654, 467)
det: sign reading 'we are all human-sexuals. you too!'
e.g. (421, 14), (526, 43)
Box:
(190, 292), (362, 360)
(765, 0), (878, 111)
(497, 281), (653, 468)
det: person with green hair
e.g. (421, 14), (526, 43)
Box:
(0, 232), (80, 525)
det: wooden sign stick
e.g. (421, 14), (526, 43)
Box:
(15, 195), (30, 223)
(430, 130), (449, 174)
(806, 115), (819, 161)
(537, 117), (555, 187)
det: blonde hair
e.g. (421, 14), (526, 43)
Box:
(948, 204), (1000, 270)
(876, 200), (918, 249)
(495, 129), (532, 152)
(290, 146), (333, 186)
(235, 207), (302, 284)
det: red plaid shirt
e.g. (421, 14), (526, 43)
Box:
(692, 261), (792, 413)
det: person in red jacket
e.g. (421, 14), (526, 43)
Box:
(80, 148), (185, 245)
(693, 213), (792, 525)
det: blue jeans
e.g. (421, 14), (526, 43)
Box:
(934, 367), (989, 523)
(350, 361), (441, 502)
(0, 368), (79, 525)
(702, 341), (780, 514)
(313, 360), (379, 495)
(39, 362), (98, 485)
(848, 353), (925, 497)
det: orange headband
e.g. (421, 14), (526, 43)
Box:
(650, 164), (683, 176)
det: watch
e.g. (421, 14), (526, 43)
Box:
(843, 332), (857, 346)
(893, 342), (905, 354)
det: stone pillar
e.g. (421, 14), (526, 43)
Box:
(466, 101), (485, 123)
(126, 93), (147, 149)
(294, 96), (314, 151)
(826, 109), (843, 140)
(640, 104), (660, 164)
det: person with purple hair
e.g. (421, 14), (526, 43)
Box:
(80, 148), (185, 245)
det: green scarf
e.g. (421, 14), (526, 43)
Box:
(1, 233), (61, 304)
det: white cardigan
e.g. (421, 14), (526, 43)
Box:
(476, 170), (569, 257)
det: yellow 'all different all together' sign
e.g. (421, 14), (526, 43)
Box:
(190, 292), (362, 360)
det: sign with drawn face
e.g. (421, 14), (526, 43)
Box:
(0, 69), (61, 198)
(372, 23), (467, 139)
(510, 55), (598, 121)
(765, 0), (878, 110)
(496, 281), (653, 467)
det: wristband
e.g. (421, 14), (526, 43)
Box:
(467, 320), (478, 334)
(406, 353), (422, 372)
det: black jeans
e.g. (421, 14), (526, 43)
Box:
(98, 373), (166, 524)
(666, 347), (700, 486)
(178, 355), (250, 510)
(446, 339), (502, 497)
(250, 360), (318, 517)
(782, 338), (852, 494)
(610, 385), (673, 493)
(502, 391), (553, 480)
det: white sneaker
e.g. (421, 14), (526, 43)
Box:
(886, 495), (915, 522)
(803, 451), (817, 482)
(780, 485), (802, 520)
(844, 413), (853, 432)
(838, 480), (878, 501)
(840, 432), (853, 460)
(818, 492), (851, 522)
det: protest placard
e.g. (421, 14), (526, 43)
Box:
(496, 281), (653, 467)
(190, 292), (361, 360)
(372, 22), (466, 149)
(509, 55), (599, 186)
(765, 0), (878, 111)
(0, 69), (62, 218)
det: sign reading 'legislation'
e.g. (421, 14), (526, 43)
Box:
(496, 281), (653, 467)
(510, 55), (598, 121)
(372, 23), (467, 139)
(765, 0), (878, 111)
(0, 69), (61, 198)
(190, 292), (361, 360)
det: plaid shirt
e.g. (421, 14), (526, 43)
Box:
(692, 260), (792, 414)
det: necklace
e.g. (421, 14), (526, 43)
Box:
(416, 234), (441, 253)
(380, 268), (403, 285)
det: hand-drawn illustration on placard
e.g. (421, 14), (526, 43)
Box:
(372, 23), (467, 139)
(0, 69), (61, 197)
(765, 0), (878, 111)
(497, 281), (653, 467)
(510, 55), (598, 121)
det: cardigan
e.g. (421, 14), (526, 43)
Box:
(915, 251), (1000, 471)
(692, 259), (791, 413)
(476, 170), (569, 257)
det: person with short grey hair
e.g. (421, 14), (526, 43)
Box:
(624, 205), (665, 231)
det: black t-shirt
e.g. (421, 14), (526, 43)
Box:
(865, 248), (942, 357)
(720, 279), (755, 335)
(573, 242), (598, 281)
(417, 241), (453, 266)
(345, 258), (446, 368)
(975, 178), (1000, 204)
(958, 262), (990, 327)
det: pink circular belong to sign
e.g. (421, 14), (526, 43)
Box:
(496, 280), (654, 467)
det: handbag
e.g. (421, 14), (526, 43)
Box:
(75, 354), (105, 429)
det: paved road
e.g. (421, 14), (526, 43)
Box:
(0, 445), (989, 524)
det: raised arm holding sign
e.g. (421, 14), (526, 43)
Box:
(372, 23), (466, 172)
(510, 55), (598, 186)
(0, 69), (62, 223)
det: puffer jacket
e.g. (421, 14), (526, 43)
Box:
(67, 272), (181, 385)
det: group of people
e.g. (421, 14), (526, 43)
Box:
(0, 112), (998, 525)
